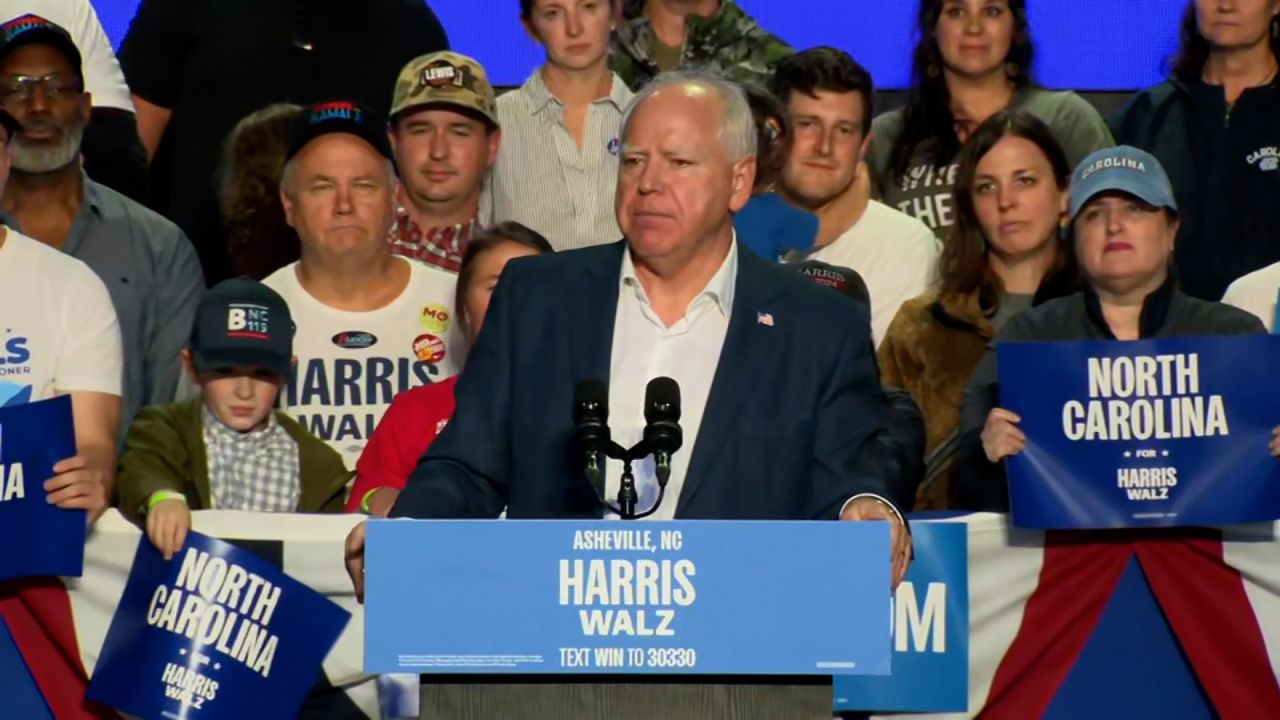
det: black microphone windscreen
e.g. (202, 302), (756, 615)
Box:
(574, 380), (609, 422)
(644, 377), (681, 423)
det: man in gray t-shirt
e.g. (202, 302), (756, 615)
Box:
(0, 17), (202, 433)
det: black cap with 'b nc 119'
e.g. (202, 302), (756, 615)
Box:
(286, 99), (393, 161)
(190, 278), (295, 379)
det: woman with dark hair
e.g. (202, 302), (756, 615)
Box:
(878, 110), (1078, 509)
(954, 145), (1274, 513)
(345, 222), (554, 516)
(218, 103), (302, 280)
(732, 83), (819, 261)
(1113, 0), (1280, 301)
(866, 0), (1112, 239)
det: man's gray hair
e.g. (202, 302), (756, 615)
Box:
(619, 69), (757, 163)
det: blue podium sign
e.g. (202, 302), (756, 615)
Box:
(87, 532), (350, 719)
(0, 395), (84, 581)
(999, 335), (1280, 529)
(365, 520), (891, 675)
(834, 521), (969, 712)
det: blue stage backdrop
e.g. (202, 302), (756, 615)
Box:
(89, 0), (1183, 90)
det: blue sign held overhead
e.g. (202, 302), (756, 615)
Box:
(999, 335), (1280, 529)
(365, 520), (892, 676)
(0, 395), (84, 581)
(834, 520), (969, 713)
(87, 532), (350, 719)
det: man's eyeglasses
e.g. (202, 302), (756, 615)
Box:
(0, 74), (83, 104)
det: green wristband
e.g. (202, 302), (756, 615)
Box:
(359, 488), (381, 514)
(148, 490), (187, 510)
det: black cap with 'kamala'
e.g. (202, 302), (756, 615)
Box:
(287, 99), (393, 161)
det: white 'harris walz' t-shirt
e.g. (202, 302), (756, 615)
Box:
(0, 228), (123, 406)
(264, 258), (464, 467)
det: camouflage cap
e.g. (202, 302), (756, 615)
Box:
(389, 51), (498, 128)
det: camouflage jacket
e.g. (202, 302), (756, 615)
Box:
(610, 0), (793, 91)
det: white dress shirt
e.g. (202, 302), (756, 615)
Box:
(604, 240), (903, 524)
(604, 242), (736, 520)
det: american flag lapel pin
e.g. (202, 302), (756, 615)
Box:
(757, 311), (774, 327)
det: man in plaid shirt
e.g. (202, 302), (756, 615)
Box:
(116, 277), (351, 560)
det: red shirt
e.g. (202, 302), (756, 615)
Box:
(345, 376), (458, 512)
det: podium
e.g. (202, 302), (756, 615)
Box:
(364, 520), (891, 720)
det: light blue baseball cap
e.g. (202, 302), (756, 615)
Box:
(1068, 145), (1178, 221)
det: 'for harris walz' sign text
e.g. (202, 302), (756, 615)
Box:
(1000, 335), (1280, 528)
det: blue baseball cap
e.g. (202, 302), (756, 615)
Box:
(1069, 145), (1177, 221)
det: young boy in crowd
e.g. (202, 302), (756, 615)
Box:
(117, 277), (351, 559)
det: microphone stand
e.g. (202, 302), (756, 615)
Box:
(603, 442), (668, 521)
(617, 458), (639, 519)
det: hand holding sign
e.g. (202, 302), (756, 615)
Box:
(87, 531), (351, 719)
(999, 336), (1280, 528)
(43, 454), (108, 522)
(981, 408), (1025, 463)
(0, 395), (88, 580)
(147, 498), (191, 561)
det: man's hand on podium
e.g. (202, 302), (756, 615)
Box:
(345, 521), (367, 603)
(840, 498), (911, 590)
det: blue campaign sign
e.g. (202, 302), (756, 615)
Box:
(365, 520), (891, 675)
(86, 532), (350, 719)
(999, 335), (1280, 529)
(834, 521), (969, 712)
(0, 395), (84, 581)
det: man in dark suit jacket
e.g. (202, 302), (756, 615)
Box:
(346, 69), (910, 595)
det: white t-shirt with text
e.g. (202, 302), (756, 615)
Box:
(789, 200), (940, 347)
(0, 227), (122, 406)
(264, 258), (463, 467)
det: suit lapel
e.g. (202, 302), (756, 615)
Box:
(677, 244), (784, 515)
(570, 241), (625, 387)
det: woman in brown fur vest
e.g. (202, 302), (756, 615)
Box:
(878, 110), (1078, 509)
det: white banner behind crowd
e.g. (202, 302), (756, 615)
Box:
(11, 511), (1279, 718)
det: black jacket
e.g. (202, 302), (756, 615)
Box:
(954, 279), (1265, 512)
(1111, 77), (1280, 300)
(876, 386), (926, 512)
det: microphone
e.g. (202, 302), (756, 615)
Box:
(572, 381), (611, 493)
(642, 377), (683, 489)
